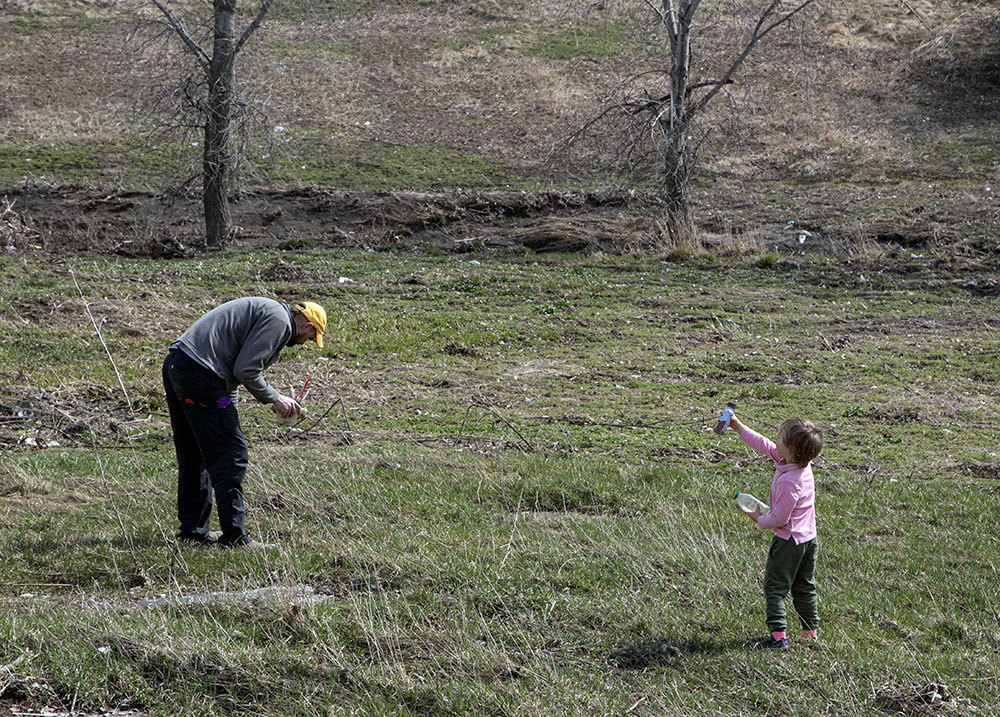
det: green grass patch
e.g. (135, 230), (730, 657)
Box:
(524, 22), (628, 60)
(0, 143), (102, 179)
(2, 10), (114, 32)
(270, 139), (500, 189)
(267, 39), (353, 58)
(0, 248), (998, 714)
(0, 133), (199, 186)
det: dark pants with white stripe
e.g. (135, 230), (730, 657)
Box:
(162, 349), (250, 546)
(764, 535), (819, 632)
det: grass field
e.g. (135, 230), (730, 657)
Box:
(0, 246), (997, 715)
(2, 1), (999, 714)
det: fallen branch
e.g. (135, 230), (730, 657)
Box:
(296, 397), (352, 438)
(880, 360), (924, 396)
(460, 403), (534, 452)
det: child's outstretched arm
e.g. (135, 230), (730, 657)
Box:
(731, 413), (782, 463)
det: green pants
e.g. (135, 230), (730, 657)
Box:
(764, 535), (819, 632)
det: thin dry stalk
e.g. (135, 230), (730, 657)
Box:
(461, 403), (535, 452)
(71, 270), (136, 418)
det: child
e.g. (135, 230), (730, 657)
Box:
(726, 409), (824, 649)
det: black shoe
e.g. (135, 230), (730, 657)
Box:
(755, 635), (789, 650)
(176, 531), (215, 545)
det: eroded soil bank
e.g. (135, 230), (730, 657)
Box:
(5, 183), (997, 262)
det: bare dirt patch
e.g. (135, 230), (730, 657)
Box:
(1, 184), (655, 256)
(6, 181), (992, 260)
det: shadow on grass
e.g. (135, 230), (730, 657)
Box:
(12, 534), (169, 553)
(609, 635), (753, 669)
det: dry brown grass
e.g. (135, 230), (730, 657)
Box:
(0, 195), (37, 250)
(711, 225), (767, 257)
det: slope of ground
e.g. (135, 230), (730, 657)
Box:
(0, 0), (997, 254)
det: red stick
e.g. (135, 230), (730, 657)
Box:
(297, 374), (312, 400)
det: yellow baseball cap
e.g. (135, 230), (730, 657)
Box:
(294, 301), (327, 348)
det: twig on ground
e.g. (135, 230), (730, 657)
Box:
(338, 396), (353, 432)
(459, 404), (476, 437)
(880, 360), (924, 396)
(897, 0), (932, 31)
(626, 696), (648, 714)
(461, 402), (535, 452)
(296, 397), (352, 438)
(297, 402), (335, 435)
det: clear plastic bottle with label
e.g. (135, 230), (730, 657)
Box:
(733, 491), (768, 515)
(713, 402), (737, 434)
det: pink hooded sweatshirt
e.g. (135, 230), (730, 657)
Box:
(740, 427), (817, 544)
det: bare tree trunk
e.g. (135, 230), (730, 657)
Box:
(204, 0), (237, 247)
(148, 0), (272, 246)
(660, 0), (696, 243)
(568, 0), (817, 253)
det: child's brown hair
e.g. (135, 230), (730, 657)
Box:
(778, 417), (823, 467)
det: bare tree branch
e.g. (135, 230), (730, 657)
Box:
(149, 0), (210, 70)
(898, 0), (932, 32)
(693, 0), (818, 114)
(235, 0), (273, 54)
(680, 0), (701, 28)
(561, 0), (820, 250)
(140, 0), (275, 246)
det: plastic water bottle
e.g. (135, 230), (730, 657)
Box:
(276, 406), (306, 426)
(734, 491), (768, 515)
(713, 402), (736, 434)
(275, 393), (306, 426)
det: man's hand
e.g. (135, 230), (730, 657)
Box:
(271, 394), (302, 419)
(745, 507), (762, 523)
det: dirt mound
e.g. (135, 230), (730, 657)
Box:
(0, 183), (653, 256)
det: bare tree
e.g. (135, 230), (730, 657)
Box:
(570, 0), (818, 247)
(147, 0), (272, 246)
